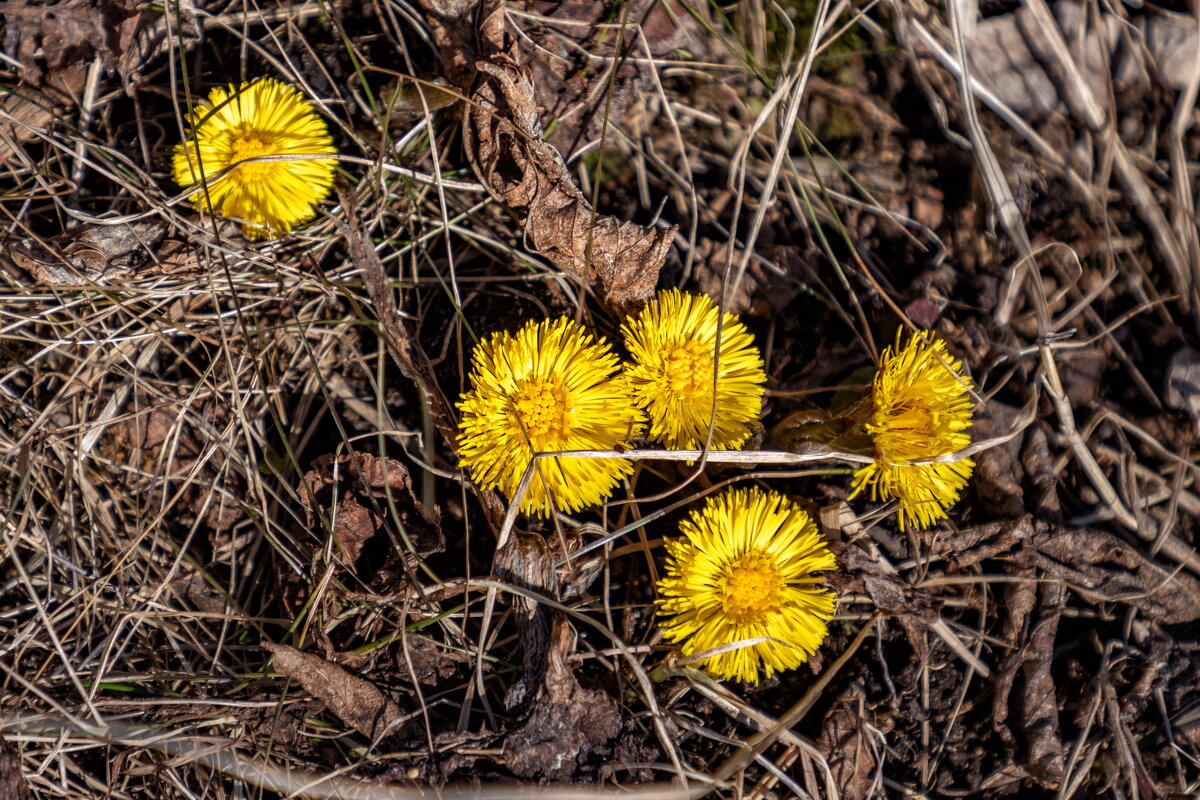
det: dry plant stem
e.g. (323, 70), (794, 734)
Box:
(467, 578), (688, 782)
(335, 183), (463, 468)
(1065, 438), (1200, 576)
(704, 612), (881, 792)
(946, 0), (1148, 555)
(1019, 0), (1193, 315)
(1169, 10), (1200, 314)
(1040, 366), (1137, 531)
(858, 535), (992, 677)
(946, 0), (1033, 326)
(2, 717), (696, 800)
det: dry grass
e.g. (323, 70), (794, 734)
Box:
(2, 0), (1200, 798)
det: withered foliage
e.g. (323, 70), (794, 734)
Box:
(417, 0), (677, 313)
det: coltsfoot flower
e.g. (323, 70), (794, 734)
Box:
(173, 77), (337, 239)
(848, 329), (975, 530)
(456, 317), (646, 517)
(622, 289), (766, 450)
(656, 488), (838, 684)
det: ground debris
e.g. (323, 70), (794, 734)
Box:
(0, 0), (144, 82)
(0, 65), (86, 166)
(993, 579), (1068, 786)
(1166, 347), (1200, 436)
(947, 516), (1200, 624)
(10, 220), (230, 284)
(265, 643), (405, 742)
(515, 0), (698, 156)
(690, 239), (810, 318)
(829, 539), (940, 653)
(495, 532), (621, 779)
(299, 452), (444, 578)
(104, 385), (244, 530)
(912, 1), (1197, 122)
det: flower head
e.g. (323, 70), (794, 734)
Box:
(848, 330), (975, 530)
(173, 78), (337, 239)
(622, 289), (766, 450)
(456, 317), (646, 517)
(656, 488), (838, 684)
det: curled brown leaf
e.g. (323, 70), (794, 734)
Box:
(418, 0), (677, 313)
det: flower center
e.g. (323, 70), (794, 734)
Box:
(665, 340), (715, 399)
(511, 380), (570, 443)
(890, 401), (937, 436)
(875, 399), (955, 462)
(229, 130), (278, 181)
(719, 553), (783, 624)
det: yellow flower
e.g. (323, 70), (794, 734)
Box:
(456, 317), (646, 517)
(848, 329), (975, 530)
(173, 78), (337, 239)
(622, 289), (766, 450)
(656, 488), (838, 684)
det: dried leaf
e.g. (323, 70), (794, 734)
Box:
(418, 0), (677, 313)
(169, 571), (229, 616)
(266, 643), (403, 741)
(104, 387), (243, 531)
(10, 220), (220, 284)
(972, 401), (1027, 518)
(1019, 584), (1068, 783)
(515, 0), (699, 155)
(828, 540), (940, 652)
(1021, 426), (1061, 520)
(301, 452), (444, 571)
(0, 738), (29, 800)
(496, 532), (560, 713)
(1015, 525), (1200, 625)
(948, 517), (1200, 624)
(0, 0), (140, 82)
(817, 680), (880, 800)
(495, 532), (621, 779)
(0, 65), (86, 166)
(992, 568), (1038, 744)
(116, 7), (198, 80)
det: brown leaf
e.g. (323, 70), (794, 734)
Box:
(992, 568), (1038, 744)
(327, 496), (377, 566)
(1015, 525), (1200, 625)
(104, 386), (243, 531)
(0, 65), (86, 166)
(828, 540), (939, 654)
(10, 220), (220, 284)
(972, 401), (1027, 519)
(300, 452), (444, 571)
(169, 571), (229, 616)
(418, 0), (677, 313)
(0, 0), (139, 81)
(0, 738), (29, 800)
(1021, 426), (1061, 520)
(116, 7), (198, 80)
(494, 532), (621, 779)
(516, 1), (699, 155)
(948, 517), (1200, 624)
(1019, 584), (1068, 784)
(266, 643), (403, 741)
(817, 680), (879, 800)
